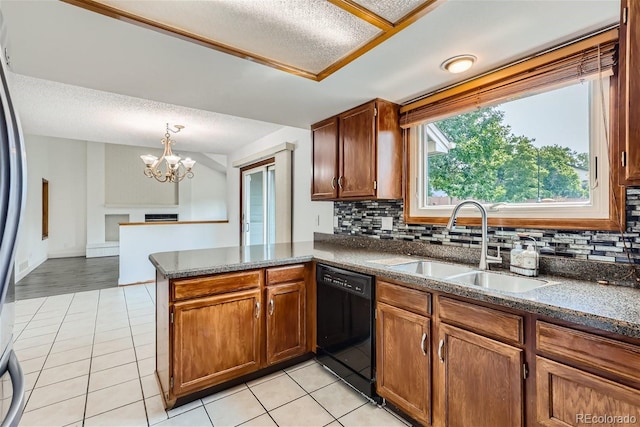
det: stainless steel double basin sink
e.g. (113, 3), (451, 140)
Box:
(388, 260), (554, 293)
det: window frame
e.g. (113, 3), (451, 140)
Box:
(402, 29), (625, 231)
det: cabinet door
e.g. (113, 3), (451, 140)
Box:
(376, 302), (431, 426)
(438, 323), (524, 427)
(266, 281), (306, 365)
(311, 117), (339, 200)
(339, 102), (376, 198)
(536, 357), (640, 426)
(621, 0), (640, 182)
(172, 289), (261, 396)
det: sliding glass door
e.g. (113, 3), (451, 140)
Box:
(242, 163), (275, 246)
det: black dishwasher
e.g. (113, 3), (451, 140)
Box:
(316, 263), (380, 403)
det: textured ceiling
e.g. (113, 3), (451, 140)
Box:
(92, 0), (383, 74)
(68, 0), (438, 79)
(0, 0), (620, 155)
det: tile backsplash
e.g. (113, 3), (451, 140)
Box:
(334, 188), (640, 265)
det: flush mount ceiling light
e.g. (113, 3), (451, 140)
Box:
(140, 123), (196, 183)
(441, 54), (477, 73)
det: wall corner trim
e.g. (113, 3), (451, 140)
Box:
(232, 142), (295, 168)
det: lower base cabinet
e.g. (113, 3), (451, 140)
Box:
(265, 281), (306, 365)
(172, 288), (262, 396)
(437, 323), (524, 427)
(536, 357), (640, 426)
(376, 301), (431, 426)
(158, 264), (310, 408)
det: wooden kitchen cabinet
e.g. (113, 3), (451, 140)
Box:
(311, 98), (402, 201)
(435, 297), (525, 427)
(265, 281), (306, 365)
(311, 117), (338, 200)
(536, 357), (640, 426)
(619, 0), (640, 183)
(437, 323), (524, 427)
(265, 264), (308, 365)
(157, 264), (311, 409)
(172, 288), (262, 397)
(535, 321), (640, 425)
(376, 280), (432, 425)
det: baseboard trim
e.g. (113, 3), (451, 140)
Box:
(15, 256), (47, 282)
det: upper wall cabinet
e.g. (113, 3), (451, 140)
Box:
(620, 0), (640, 183)
(311, 99), (402, 201)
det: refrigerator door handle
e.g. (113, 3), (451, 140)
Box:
(0, 350), (24, 427)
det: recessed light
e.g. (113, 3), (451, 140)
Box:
(441, 55), (477, 74)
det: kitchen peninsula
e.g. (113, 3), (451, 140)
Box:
(119, 220), (231, 285)
(150, 237), (640, 425)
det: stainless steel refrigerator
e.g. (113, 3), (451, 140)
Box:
(0, 9), (26, 426)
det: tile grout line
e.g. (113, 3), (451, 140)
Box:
(283, 369), (339, 424)
(123, 286), (154, 427)
(21, 294), (78, 415)
(244, 382), (280, 427)
(13, 297), (46, 341)
(284, 365), (391, 424)
(81, 288), (153, 422)
(81, 289), (103, 426)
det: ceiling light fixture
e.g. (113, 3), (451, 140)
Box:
(140, 123), (196, 183)
(441, 54), (477, 74)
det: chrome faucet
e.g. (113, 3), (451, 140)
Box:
(446, 200), (502, 270)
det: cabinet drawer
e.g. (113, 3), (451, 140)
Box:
(377, 280), (431, 316)
(266, 264), (306, 286)
(537, 321), (640, 384)
(172, 270), (262, 301)
(438, 297), (523, 345)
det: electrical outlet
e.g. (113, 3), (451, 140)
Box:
(333, 216), (339, 228)
(381, 217), (393, 231)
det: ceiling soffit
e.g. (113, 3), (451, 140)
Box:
(61, 0), (444, 81)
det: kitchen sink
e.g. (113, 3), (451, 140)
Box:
(446, 271), (554, 293)
(389, 261), (475, 279)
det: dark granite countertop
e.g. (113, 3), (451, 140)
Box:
(149, 240), (640, 340)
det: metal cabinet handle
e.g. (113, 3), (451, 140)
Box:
(244, 222), (250, 232)
(331, 177), (336, 190)
(269, 299), (274, 316)
(338, 176), (344, 188)
(255, 301), (260, 318)
(438, 339), (445, 363)
(420, 333), (427, 356)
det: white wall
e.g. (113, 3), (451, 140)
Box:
(15, 136), (49, 281)
(15, 135), (88, 280)
(105, 143), (178, 206)
(226, 126), (333, 246)
(181, 164), (227, 220)
(17, 136), (228, 277)
(47, 138), (87, 258)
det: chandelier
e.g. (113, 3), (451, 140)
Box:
(140, 123), (196, 183)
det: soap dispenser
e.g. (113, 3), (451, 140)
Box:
(510, 242), (524, 269)
(522, 244), (539, 276)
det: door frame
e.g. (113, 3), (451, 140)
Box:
(239, 157), (275, 246)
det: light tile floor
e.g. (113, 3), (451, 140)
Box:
(12, 284), (411, 427)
